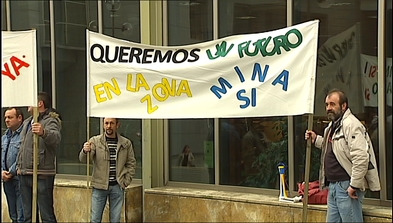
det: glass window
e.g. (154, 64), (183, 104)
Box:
(219, 117), (288, 189)
(167, 0), (214, 184)
(118, 119), (142, 179)
(169, 119), (214, 184)
(386, 4), (392, 200)
(218, 0), (286, 38)
(1, 0), (6, 30)
(10, 0), (51, 93)
(102, 0), (140, 42)
(293, 0), (380, 198)
(218, 0), (286, 189)
(1, 1), (6, 125)
(167, 0), (213, 45)
(53, 1), (142, 178)
(54, 0), (98, 175)
(293, 115), (321, 184)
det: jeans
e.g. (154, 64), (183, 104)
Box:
(327, 180), (365, 223)
(91, 184), (124, 223)
(3, 177), (24, 223)
(19, 175), (57, 223)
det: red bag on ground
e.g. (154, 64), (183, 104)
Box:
(297, 180), (328, 204)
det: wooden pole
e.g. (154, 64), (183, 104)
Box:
(32, 107), (39, 223)
(302, 114), (314, 222)
(87, 117), (91, 223)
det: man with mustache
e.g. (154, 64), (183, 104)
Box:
(79, 118), (136, 223)
(305, 89), (380, 223)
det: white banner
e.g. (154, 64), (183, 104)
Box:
(87, 20), (319, 119)
(361, 54), (392, 107)
(2, 30), (38, 107)
(314, 24), (363, 116)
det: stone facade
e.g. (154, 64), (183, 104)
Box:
(1, 180), (142, 223)
(2, 182), (392, 222)
(144, 187), (392, 223)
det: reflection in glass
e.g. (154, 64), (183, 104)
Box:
(218, 0), (286, 38)
(220, 117), (288, 189)
(1, 0), (6, 30)
(102, 0), (140, 42)
(293, 115), (321, 184)
(169, 119), (214, 184)
(386, 5), (392, 200)
(167, 0), (213, 45)
(293, 0), (380, 198)
(118, 119), (142, 179)
(219, 118), (242, 185)
(166, 1), (214, 184)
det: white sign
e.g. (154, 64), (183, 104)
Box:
(361, 54), (392, 107)
(314, 24), (362, 116)
(87, 21), (319, 119)
(2, 30), (38, 107)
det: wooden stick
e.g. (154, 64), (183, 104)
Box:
(302, 114), (314, 222)
(32, 107), (38, 223)
(87, 118), (91, 223)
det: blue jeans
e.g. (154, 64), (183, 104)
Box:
(19, 175), (57, 223)
(3, 177), (24, 223)
(91, 184), (124, 223)
(327, 180), (365, 223)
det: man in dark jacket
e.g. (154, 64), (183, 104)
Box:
(17, 92), (62, 223)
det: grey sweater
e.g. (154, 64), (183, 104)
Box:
(17, 109), (62, 175)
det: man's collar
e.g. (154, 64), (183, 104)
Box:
(6, 123), (23, 136)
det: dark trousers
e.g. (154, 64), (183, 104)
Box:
(3, 177), (24, 223)
(19, 175), (57, 223)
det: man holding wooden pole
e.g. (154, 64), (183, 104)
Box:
(17, 92), (62, 223)
(305, 89), (380, 222)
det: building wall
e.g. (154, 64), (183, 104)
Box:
(3, 182), (391, 222)
(1, 181), (142, 222)
(144, 187), (392, 222)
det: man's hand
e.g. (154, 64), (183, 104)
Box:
(2, 170), (12, 182)
(83, 142), (92, 153)
(32, 122), (44, 136)
(348, 186), (358, 199)
(305, 130), (316, 143)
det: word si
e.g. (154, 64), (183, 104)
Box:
(210, 63), (289, 108)
(93, 73), (192, 114)
(2, 56), (30, 80)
